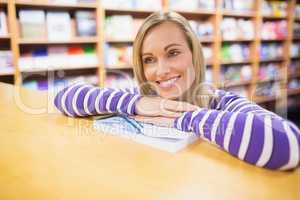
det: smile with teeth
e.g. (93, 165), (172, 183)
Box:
(156, 75), (181, 88)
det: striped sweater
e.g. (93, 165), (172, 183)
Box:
(54, 83), (300, 170)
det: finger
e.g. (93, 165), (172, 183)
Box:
(160, 99), (199, 112)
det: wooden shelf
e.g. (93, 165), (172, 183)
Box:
(259, 58), (285, 63)
(0, 35), (10, 40)
(18, 37), (98, 44)
(222, 38), (254, 42)
(105, 65), (132, 70)
(224, 80), (252, 88)
(0, 69), (14, 76)
(288, 88), (300, 96)
(257, 78), (282, 84)
(173, 9), (216, 17)
(222, 10), (255, 18)
(105, 8), (155, 17)
(289, 71), (300, 79)
(199, 36), (214, 43)
(106, 39), (134, 43)
(221, 60), (252, 65)
(261, 38), (286, 42)
(293, 36), (300, 40)
(262, 15), (287, 20)
(254, 95), (278, 104)
(15, 0), (97, 9)
(0, 0), (7, 5)
(20, 64), (98, 73)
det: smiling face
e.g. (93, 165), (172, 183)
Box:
(141, 21), (196, 99)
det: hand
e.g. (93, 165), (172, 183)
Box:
(131, 115), (175, 128)
(135, 96), (198, 118)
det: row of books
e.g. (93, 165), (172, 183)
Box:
(23, 74), (98, 91)
(221, 44), (250, 63)
(261, 20), (287, 40)
(289, 78), (300, 90)
(102, 0), (162, 11)
(104, 44), (132, 68)
(222, 0), (253, 12)
(0, 9), (8, 37)
(104, 73), (137, 90)
(260, 43), (283, 60)
(290, 61), (300, 74)
(256, 82), (280, 97)
(0, 51), (14, 75)
(19, 10), (96, 40)
(294, 23), (300, 38)
(221, 65), (252, 84)
(189, 20), (213, 39)
(258, 63), (280, 81)
(105, 15), (142, 41)
(262, 0), (287, 17)
(295, 5), (300, 19)
(290, 43), (300, 58)
(19, 45), (98, 71)
(221, 18), (254, 40)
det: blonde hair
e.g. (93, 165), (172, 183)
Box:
(133, 11), (217, 108)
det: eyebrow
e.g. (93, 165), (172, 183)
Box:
(164, 43), (182, 51)
(142, 43), (182, 57)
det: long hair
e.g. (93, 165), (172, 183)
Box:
(132, 11), (216, 108)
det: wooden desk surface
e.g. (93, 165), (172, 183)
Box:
(0, 83), (299, 200)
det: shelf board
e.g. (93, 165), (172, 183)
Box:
(174, 9), (216, 16)
(105, 8), (155, 17)
(222, 10), (255, 18)
(221, 60), (252, 65)
(105, 65), (132, 70)
(0, 35), (10, 40)
(199, 36), (214, 43)
(0, 69), (14, 76)
(224, 80), (252, 88)
(257, 78), (282, 84)
(261, 38), (286, 42)
(289, 71), (300, 79)
(0, 0), (7, 5)
(295, 17), (300, 22)
(293, 36), (300, 40)
(106, 38), (134, 43)
(262, 15), (287, 20)
(15, 0), (97, 9)
(18, 37), (98, 44)
(288, 88), (300, 96)
(291, 56), (300, 60)
(254, 95), (278, 104)
(222, 38), (253, 42)
(259, 58), (285, 63)
(20, 64), (98, 73)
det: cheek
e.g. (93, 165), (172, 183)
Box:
(143, 67), (155, 81)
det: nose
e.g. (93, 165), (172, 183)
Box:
(156, 58), (170, 78)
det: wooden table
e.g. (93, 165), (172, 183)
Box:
(0, 82), (299, 200)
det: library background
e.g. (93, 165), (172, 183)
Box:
(0, 0), (300, 125)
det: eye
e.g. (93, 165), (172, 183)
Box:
(143, 57), (155, 64)
(168, 49), (181, 57)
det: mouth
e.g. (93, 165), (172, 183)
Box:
(156, 75), (181, 89)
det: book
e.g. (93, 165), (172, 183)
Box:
(19, 10), (46, 39)
(93, 115), (198, 153)
(46, 12), (71, 41)
(75, 11), (96, 36)
(0, 9), (8, 36)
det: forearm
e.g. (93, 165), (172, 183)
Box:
(54, 83), (141, 117)
(174, 108), (300, 170)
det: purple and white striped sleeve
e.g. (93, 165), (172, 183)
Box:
(54, 83), (141, 117)
(174, 89), (300, 170)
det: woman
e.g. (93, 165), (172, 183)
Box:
(54, 11), (300, 170)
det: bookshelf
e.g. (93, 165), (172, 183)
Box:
(1, 0), (299, 110)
